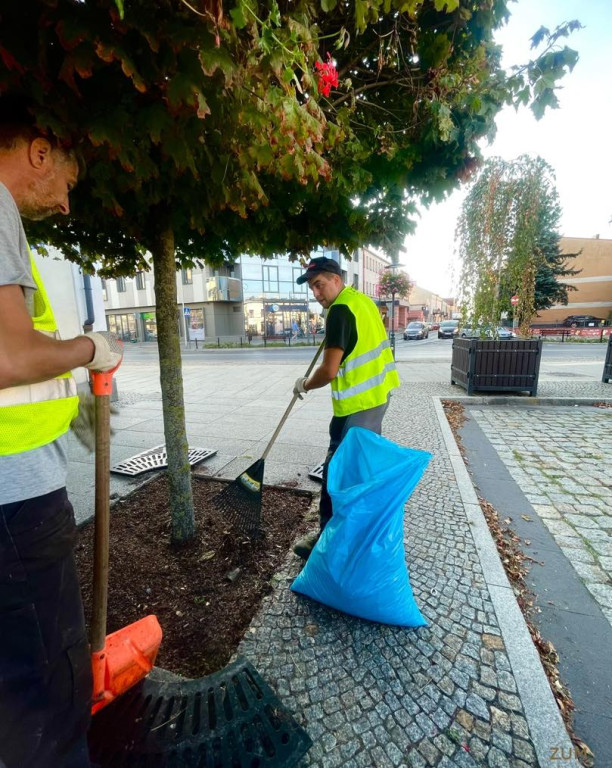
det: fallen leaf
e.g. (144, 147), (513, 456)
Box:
(521, 515), (532, 522)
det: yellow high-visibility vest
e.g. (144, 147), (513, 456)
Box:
(0, 255), (78, 455)
(329, 287), (400, 416)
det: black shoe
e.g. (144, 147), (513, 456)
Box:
(293, 531), (320, 560)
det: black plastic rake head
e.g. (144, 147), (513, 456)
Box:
(213, 459), (265, 539)
(212, 344), (324, 540)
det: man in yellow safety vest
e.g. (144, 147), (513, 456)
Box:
(292, 256), (400, 559)
(0, 95), (122, 768)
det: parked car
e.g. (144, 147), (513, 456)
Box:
(562, 314), (603, 328)
(403, 321), (429, 340)
(460, 325), (515, 339)
(438, 320), (459, 339)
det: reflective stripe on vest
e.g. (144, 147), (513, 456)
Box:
(329, 287), (400, 417)
(335, 338), (392, 378)
(0, 255), (79, 455)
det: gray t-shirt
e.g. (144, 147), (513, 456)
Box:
(0, 182), (68, 505)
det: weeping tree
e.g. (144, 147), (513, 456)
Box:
(457, 155), (570, 337)
(1, 1), (579, 543)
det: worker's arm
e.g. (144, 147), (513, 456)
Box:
(0, 284), (95, 389)
(304, 346), (344, 390)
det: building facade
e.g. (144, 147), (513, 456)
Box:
(33, 250), (106, 390)
(102, 261), (243, 342)
(534, 236), (612, 324)
(100, 246), (402, 341)
(405, 285), (455, 324)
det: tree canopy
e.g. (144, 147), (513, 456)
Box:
(457, 155), (574, 335)
(0, 1), (579, 540)
(1, 1), (580, 270)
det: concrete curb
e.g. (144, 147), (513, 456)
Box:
(442, 395), (612, 407)
(432, 397), (581, 768)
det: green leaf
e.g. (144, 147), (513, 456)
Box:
(433, 0), (459, 12)
(230, 5), (247, 29)
(200, 46), (237, 79)
(321, 0), (337, 11)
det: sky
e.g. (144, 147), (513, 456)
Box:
(403, 0), (612, 298)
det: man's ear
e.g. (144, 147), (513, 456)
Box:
(28, 137), (52, 170)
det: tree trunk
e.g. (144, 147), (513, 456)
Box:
(152, 227), (195, 543)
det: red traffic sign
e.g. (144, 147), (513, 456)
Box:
(510, 295), (519, 306)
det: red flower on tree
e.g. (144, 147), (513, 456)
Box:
(315, 53), (338, 97)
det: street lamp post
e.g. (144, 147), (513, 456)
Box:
(390, 290), (396, 358)
(383, 261), (405, 360)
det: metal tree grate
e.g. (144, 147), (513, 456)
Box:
(308, 463), (324, 482)
(89, 657), (312, 767)
(111, 444), (217, 476)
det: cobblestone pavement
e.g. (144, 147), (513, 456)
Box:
(469, 405), (612, 627)
(239, 384), (549, 768)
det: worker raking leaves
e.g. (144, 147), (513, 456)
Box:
(292, 256), (400, 559)
(0, 95), (122, 768)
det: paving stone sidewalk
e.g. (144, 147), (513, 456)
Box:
(70, 367), (607, 766)
(238, 384), (571, 768)
(469, 405), (612, 627)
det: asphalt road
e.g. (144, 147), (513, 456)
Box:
(121, 336), (609, 381)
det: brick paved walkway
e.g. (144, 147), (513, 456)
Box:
(469, 406), (612, 627)
(73, 361), (608, 767)
(239, 384), (571, 767)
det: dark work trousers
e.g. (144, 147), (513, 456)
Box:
(319, 398), (389, 530)
(0, 488), (92, 768)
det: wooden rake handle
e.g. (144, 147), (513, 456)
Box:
(261, 342), (325, 461)
(90, 361), (122, 652)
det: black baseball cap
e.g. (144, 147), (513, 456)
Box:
(296, 256), (342, 284)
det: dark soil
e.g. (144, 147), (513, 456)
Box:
(75, 473), (314, 678)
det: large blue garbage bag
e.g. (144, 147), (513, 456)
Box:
(291, 427), (432, 627)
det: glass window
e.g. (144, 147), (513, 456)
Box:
(116, 277), (126, 292)
(263, 264), (279, 292)
(142, 312), (157, 341)
(182, 268), (193, 285)
(108, 313), (137, 341)
(187, 307), (205, 341)
(135, 272), (145, 290)
(240, 261), (262, 279)
(293, 267), (307, 292)
(101, 278), (107, 302)
(242, 279), (264, 297)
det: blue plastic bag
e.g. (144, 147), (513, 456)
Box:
(291, 427), (432, 627)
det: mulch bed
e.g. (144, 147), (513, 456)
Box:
(75, 473), (314, 679)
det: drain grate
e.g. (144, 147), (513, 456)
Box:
(111, 445), (217, 476)
(89, 657), (312, 767)
(308, 463), (324, 482)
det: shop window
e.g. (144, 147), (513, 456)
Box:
(108, 312), (137, 341)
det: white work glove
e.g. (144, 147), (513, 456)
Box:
(70, 393), (119, 452)
(293, 376), (308, 400)
(82, 331), (124, 372)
